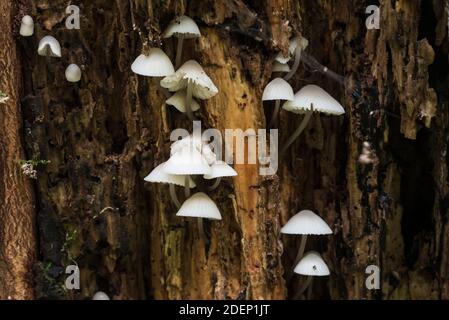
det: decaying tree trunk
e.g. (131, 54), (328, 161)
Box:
(0, 0), (36, 300)
(1, 0), (449, 300)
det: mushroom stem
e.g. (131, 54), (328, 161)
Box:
(269, 100), (281, 128)
(287, 234), (308, 281)
(280, 106), (314, 157)
(283, 46), (302, 81)
(185, 81), (196, 121)
(307, 278), (314, 299)
(207, 177), (222, 191)
(175, 35), (184, 69)
(198, 217), (208, 245)
(293, 275), (312, 299)
(184, 176), (191, 199)
(169, 184), (181, 208)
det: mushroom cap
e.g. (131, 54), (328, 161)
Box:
(281, 210), (332, 235)
(163, 15), (201, 39)
(289, 36), (309, 55)
(272, 61), (291, 73)
(160, 60), (218, 100)
(164, 146), (211, 175)
(92, 291), (110, 300)
(282, 85), (345, 115)
(262, 78), (294, 101)
(144, 163), (196, 187)
(204, 161), (238, 179)
(131, 48), (175, 77)
(166, 90), (201, 113)
(176, 192), (221, 220)
(65, 64), (82, 82)
(38, 36), (62, 58)
(294, 251), (330, 276)
(274, 52), (290, 64)
(22, 15), (34, 25)
(20, 15), (34, 37)
(171, 135), (217, 165)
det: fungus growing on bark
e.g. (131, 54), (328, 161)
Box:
(294, 251), (330, 298)
(166, 90), (201, 113)
(65, 64), (82, 82)
(281, 84), (345, 156)
(20, 15), (34, 37)
(176, 192), (221, 220)
(38, 36), (62, 58)
(204, 161), (238, 190)
(262, 78), (294, 127)
(283, 36), (309, 81)
(131, 48), (175, 77)
(92, 291), (110, 300)
(281, 209), (332, 273)
(163, 15), (201, 68)
(272, 61), (291, 73)
(161, 60), (218, 121)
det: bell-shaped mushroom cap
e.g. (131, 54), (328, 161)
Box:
(166, 90), (201, 113)
(20, 15), (34, 37)
(163, 15), (201, 39)
(289, 36), (309, 55)
(144, 163), (196, 187)
(262, 78), (294, 101)
(294, 251), (330, 276)
(272, 61), (291, 73)
(171, 135), (217, 166)
(283, 85), (345, 115)
(38, 36), (62, 58)
(160, 60), (218, 100)
(204, 161), (238, 180)
(164, 146), (211, 175)
(92, 291), (110, 300)
(176, 192), (221, 220)
(65, 64), (82, 82)
(131, 48), (175, 77)
(281, 210), (332, 235)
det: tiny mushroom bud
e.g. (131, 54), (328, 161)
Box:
(163, 15), (201, 68)
(38, 35), (62, 58)
(262, 78), (294, 127)
(20, 15), (34, 37)
(176, 192), (221, 220)
(131, 48), (175, 77)
(284, 36), (309, 81)
(281, 84), (345, 156)
(92, 291), (110, 300)
(161, 60), (218, 121)
(293, 251), (330, 299)
(65, 64), (82, 82)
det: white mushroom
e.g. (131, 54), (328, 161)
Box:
(166, 90), (201, 113)
(284, 36), (308, 81)
(38, 36), (62, 58)
(161, 60), (218, 120)
(92, 291), (110, 300)
(163, 15), (201, 68)
(144, 162), (196, 207)
(281, 209), (332, 276)
(65, 64), (82, 83)
(177, 192), (221, 220)
(262, 78), (294, 127)
(204, 161), (238, 190)
(20, 15), (34, 37)
(293, 251), (330, 298)
(171, 134), (217, 165)
(131, 48), (175, 77)
(281, 85), (345, 156)
(272, 61), (291, 73)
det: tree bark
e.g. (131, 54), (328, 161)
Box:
(0, 0), (36, 300)
(1, 0), (448, 300)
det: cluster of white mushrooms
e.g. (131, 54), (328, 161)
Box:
(133, 16), (237, 238)
(19, 15), (82, 82)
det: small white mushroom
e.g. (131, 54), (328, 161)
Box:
(131, 48), (175, 77)
(284, 36), (309, 81)
(161, 60), (218, 120)
(166, 90), (201, 113)
(272, 61), (291, 73)
(38, 36), (62, 58)
(293, 251), (330, 298)
(171, 134), (217, 165)
(65, 64), (82, 82)
(20, 15), (34, 37)
(164, 146), (211, 176)
(163, 15), (201, 68)
(281, 210), (332, 275)
(262, 78), (294, 127)
(281, 85), (345, 156)
(144, 162), (196, 208)
(177, 192), (221, 220)
(204, 161), (238, 190)
(92, 291), (110, 300)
